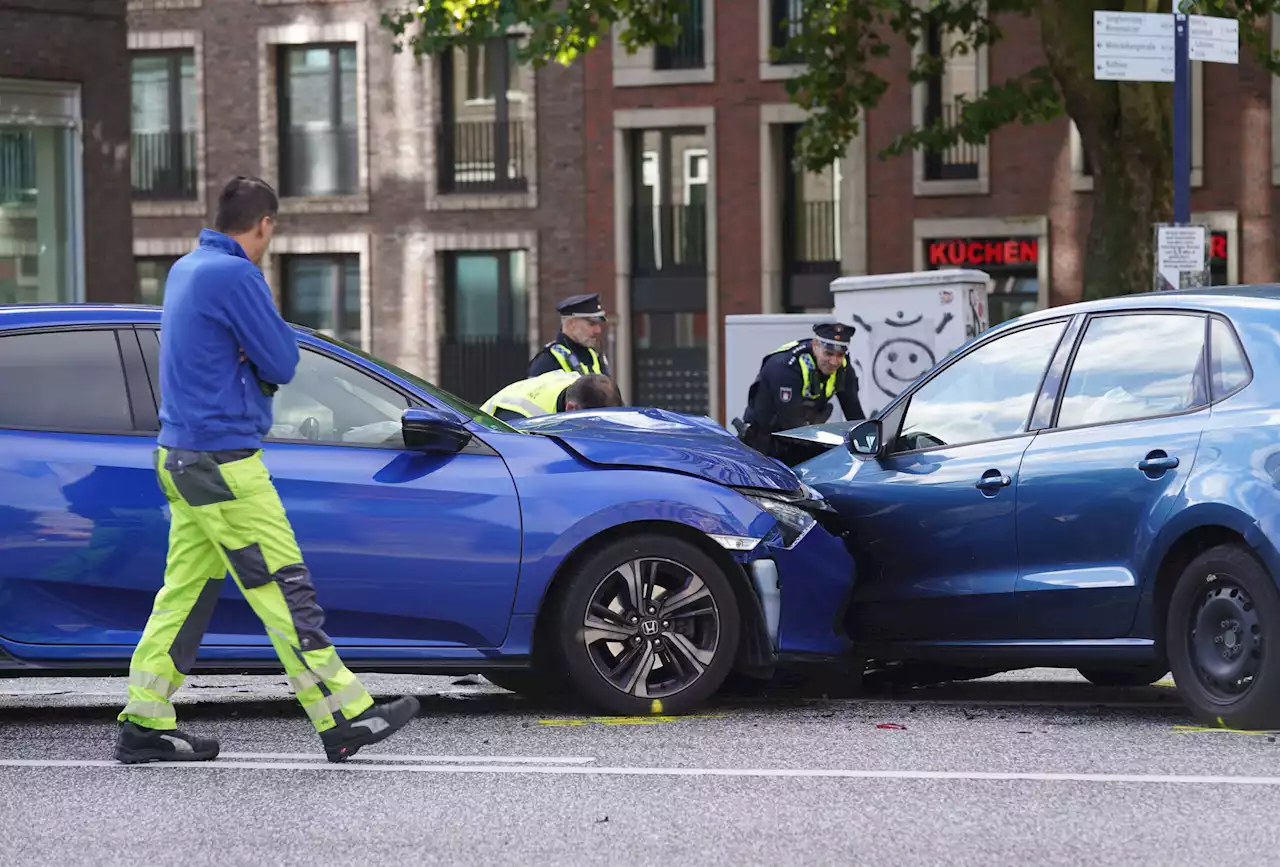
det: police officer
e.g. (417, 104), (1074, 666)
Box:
(528, 293), (611, 377)
(738, 321), (865, 458)
(482, 371), (622, 422)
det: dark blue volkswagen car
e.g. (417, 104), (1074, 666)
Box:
(0, 304), (853, 716)
(782, 285), (1280, 730)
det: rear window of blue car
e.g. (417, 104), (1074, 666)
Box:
(1209, 317), (1251, 401)
(0, 329), (134, 432)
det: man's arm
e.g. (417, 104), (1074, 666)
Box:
(836, 368), (866, 421)
(223, 269), (300, 386)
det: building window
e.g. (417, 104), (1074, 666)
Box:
(280, 254), (362, 346)
(438, 250), (529, 403)
(438, 37), (531, 194)
(130, 50), (197, 200)
(0, 79), (80, 305)
(655, 0), (706, 70)
(781, 123), (841, 311)
(630, 128), (709, 417)
(922, 18), (981, 182)
(768, 0), (804, 64)
(278, 44), (358, 198)
(136, 255), (179, 306)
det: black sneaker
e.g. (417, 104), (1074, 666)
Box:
(320, 695), (420, 763)
(115, 722), (220, 764)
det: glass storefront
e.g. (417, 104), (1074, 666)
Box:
(0, 78), (82, 305)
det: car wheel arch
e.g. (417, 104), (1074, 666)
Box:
(1150, 524), (1257, 659)
(527, 520), (773, 678)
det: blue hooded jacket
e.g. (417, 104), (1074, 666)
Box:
(156, 229), (300, 451)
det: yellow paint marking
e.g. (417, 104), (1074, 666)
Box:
(1154, 678), (1177, 688)
(1172, 725), (1280, 737)
(538, 714), (727, 727)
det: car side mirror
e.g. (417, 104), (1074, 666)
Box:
(846, 419), (884, 459)
(401, 407), (472, 453)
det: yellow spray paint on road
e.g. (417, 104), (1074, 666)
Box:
(538, 713), (728, 727)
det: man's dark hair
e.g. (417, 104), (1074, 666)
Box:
(565, 374), (622, 410)
(214, 175), (279, 233)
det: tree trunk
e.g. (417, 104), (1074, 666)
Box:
(1038, 0), (1173, 301)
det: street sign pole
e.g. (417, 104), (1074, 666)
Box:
(1173, 13), (1191, 226)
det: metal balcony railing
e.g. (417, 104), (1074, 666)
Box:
(0, 131), (36, 206)
(770, 0), (804, 64)
(654, 0), (705, 70)
(923, 102), (982, 181)
(281, 126), (358, 197)
(438, 119), (528, 194)
(793, 199), (838, 265)
(437, 335), (530, 406)
(131, 130), (198, 200)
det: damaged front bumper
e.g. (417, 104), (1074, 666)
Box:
(714, 484), (858, 661)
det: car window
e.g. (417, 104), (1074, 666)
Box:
(1057, 313), (1207, 428)
(1210, 317), (1250, 400)
(895, 320), (1066, 452)
(311, 332), (519, 434)
(269, 348), (410, 447)
(0, 329), (134, 432)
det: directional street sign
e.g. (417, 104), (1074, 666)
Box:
(1189, 14), (1239, 64)
(1093, 11), (1174, 82)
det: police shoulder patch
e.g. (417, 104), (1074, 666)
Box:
(779, 386), (792, 402)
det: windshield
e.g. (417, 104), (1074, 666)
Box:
(312, 332), (520, 434)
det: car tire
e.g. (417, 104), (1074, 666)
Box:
(1077, 666), (1169, 687)
(1167, 543), (1280, 729)
(551, 534), (741, 716)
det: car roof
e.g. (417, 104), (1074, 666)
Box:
(989, 283), (1280, 329)
(0, 303), (317, 336)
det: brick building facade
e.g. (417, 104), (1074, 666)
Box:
(1, 0), (133, 306)
(584, 2), (1280, 422)
(125, 0), (587, 403)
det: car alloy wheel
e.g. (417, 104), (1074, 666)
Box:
(1188, 574), (1262, 701)
(554, 534), (741, 716)
(581, 556), (721, 700)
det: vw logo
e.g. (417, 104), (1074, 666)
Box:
(640, 619), (660, 636)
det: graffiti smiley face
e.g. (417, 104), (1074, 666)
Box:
(872, 337), (936, 398)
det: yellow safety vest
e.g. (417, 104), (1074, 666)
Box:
(481, 371), (582, 418)
(767, 341), (846, 401)
(549, 341), (606, 375)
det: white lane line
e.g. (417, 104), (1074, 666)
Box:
(218, 753), (597, 764)
(5, 758), (1280, 786)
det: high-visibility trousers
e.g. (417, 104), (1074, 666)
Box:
(118, 446), (374, 733)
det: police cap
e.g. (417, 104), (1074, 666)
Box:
(813, 321), (854, 351)
(557, 293), (606, 319)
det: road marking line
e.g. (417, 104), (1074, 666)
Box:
(6, 758), (1280, 786)
(537, 714), (727, 727)
(1171, 725), (1280, 737)
(218, 753), (597, 764)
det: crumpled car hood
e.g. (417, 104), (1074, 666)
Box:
(509, 407), (800, 492)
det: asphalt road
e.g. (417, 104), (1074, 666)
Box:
(2, 669), (1279, 866)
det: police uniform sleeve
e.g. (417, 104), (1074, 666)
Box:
(527, 348), (560, 378)
(837, 366), (866, 421)
(753, 357), (809, 433)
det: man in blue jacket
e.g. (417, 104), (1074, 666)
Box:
(115, 176), (419, 765)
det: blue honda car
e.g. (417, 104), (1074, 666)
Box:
(779, 285), (1280, 730)
(0, 304), (854, 716)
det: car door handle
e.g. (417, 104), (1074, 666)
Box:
(1138, 452), (1180, 472)
(975, 470), (1012, 490)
